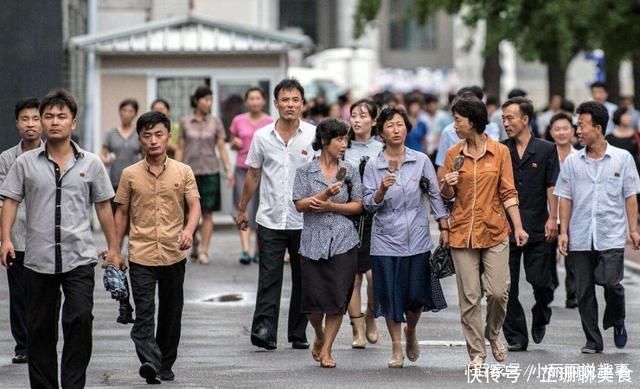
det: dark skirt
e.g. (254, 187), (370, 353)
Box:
(355, 212), (373, 273)
(195, 173), (221, 212)
(370, 252), (447, 323)
(301, 247), (358, 314)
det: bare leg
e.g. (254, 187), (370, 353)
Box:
(405, 311), (421, 361)
(319, 314), (343, 367)
(200, 212), (214, 259)
(364, 270), (379, 343)
(239, 228), (250, 253)
(348, 273), (364, 317)
(385, 319), (403, 367)
(365, 270), (375, 312)
(308, 313), (324, 362)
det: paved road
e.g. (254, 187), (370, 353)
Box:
(0, 226), (638, 388)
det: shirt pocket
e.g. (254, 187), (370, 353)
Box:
(606, 176), (622, 197)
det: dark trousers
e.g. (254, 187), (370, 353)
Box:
(7, 251), (27, 356)
(571, 249), (625, 350)
(26, 264), (95, 389)
(129, 259), (185, 373)
(549, 234), (577, 302)
(503, 241), (555, 348)
(252, 226), (308, 345)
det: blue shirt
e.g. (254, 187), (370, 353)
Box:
(344, 137), (383, 179)
(435, 122), (501, 167)
(405, 121), (428, 153)
(554, 143), (640, 251)
(362, 148), (448, 256)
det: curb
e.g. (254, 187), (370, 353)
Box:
(624, 259), (640, 276)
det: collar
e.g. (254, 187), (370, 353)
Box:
(458, 133), (496, 159)
(189, 113), (210, 123)
(17, 139), (43, 157)
(143, 155), (169, 172)
(39, 140), (84, 160)
(350, 137), (378, 146)
(270, 119), (304, 135)
(578, 141), (612, 159)
(375, 147), (418, 170)
(308, 157), (347, 173)
(504, 133), (537, 156)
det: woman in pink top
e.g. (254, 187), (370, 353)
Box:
(230, 87), (274, 265)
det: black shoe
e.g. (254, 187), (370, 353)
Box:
(291, 340), (310, 349)
(614, 325), (628, 349)
(532, 325), (546, 344)
(251, 328), (277, 350)
(580, 343), (602, 354)
(139, 362), (161, 384)
(565, 299), (578, 309)
(117, 301), (135, 324)
(507, 343), (527, 352)
(159, 370), (175, 381)
(239, 251), (251, 265)
(11, 354), (28, 364)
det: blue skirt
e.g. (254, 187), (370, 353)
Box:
(370, 252), (447, 323)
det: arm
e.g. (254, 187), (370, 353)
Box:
(217, 137), (234, 187)
(0, 198), (18, 267)
(174, 138), (184, 162)
(236, 167), (262, 230)
(100, 146), (112, 166)
(545, 187), (559, 241)
(558, 198), (572, 256)
(625, 195), (640, 249)
(177, 195), (202, 250)
(113, 204), (129, 253)
(95, 200), (124, 269)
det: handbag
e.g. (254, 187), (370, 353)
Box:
(430, 245), (455, 279)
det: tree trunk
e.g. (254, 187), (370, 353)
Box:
(632, 50), (640, 108)
(605, 61), (621, 104)
(482, 46), (501, 100)
(547, 60), (567, 100)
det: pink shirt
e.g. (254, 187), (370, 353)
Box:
(230, 113), (274, 169)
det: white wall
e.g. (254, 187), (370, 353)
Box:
(194, 0), (278, 30)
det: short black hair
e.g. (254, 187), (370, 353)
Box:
(560, 99), (575, 114)
(119, 98), (139, 113)
(590, 81), (608, 92)
(190, 85), (213, 108)
(423, 93), (438, 105)
(457, 85), (483, 100)
(310, 103), (330, 118)
(311, 118), (349, 151)
(612, 106), (629, 126)
(576, 101), (609, 134)
(549, 111), (574, 129)
(14, 98), (40, 120)
(376, 106), (413, 137)
(245, 87), (267, 100)
(349, 99), (379, 141)
(273, 78), (305, 102)
(136, 111), (171, 135)
(485, 96), (499, 107)
(39, 89), (78, 118)
(150, 98), (170, 111)
(451, 95), (489, 134)
(507, 88), (527, 98)
(502, 96), (534, 123)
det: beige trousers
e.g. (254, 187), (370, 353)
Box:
(451, 239), (510, 359)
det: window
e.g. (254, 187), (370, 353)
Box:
(279, 0), (317, 42)
(388, 0), (437, 50)
(156, 77), (211, 125)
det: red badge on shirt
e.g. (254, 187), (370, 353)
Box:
(531, 162), (538, 168)
(302, 150), (308, 156)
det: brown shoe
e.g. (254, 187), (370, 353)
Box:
(350, 315), (366, 349)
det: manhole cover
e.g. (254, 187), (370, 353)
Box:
(203, 293), (244, 303)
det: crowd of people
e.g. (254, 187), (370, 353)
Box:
(0, 77), (638, 387)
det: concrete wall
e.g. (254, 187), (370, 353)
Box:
(100, 54), (281, 70)
(99, 74), (147, 139)
(194, 0), (278, 30)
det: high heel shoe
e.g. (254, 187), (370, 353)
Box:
(388, 341), (404, 368)
(404, 326), (420, 362)
(350, 314), (366, 349)
(365, 308), (379, 344)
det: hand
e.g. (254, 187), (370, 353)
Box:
(0, 240), (15, 268)
(101, 249), (126, 271)
(443, 171), (459, 187)
(309, 197), (333, 213)
(514, 228), (529, 247)
(558, 233), (569, 256)
(231, 137), (243, 150)
(323, 182), (343, 198)
(379, 174), (396, 194)
(236, 209), (249, 231)
(439, 230), (450, 249)
(544, 217), (558, 242)
(630, 231), (640, 250)
(178, 229), (194, 250)
(226, 170), (235, 188)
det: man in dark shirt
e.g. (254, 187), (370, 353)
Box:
(501, 97), (560, 352)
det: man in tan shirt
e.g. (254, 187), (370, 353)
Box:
(114, 111), (201, 384)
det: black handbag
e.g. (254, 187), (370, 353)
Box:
(430, 245), (455, 279)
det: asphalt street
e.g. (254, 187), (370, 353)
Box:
(0, 220), (638, 388)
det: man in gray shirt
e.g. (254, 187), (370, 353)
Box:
(0, 90), (123, 389)
(555, 101), (640, 354)
(0, 98), (43, 364)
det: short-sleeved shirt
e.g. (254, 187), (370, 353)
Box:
(0, 141), (43, 251)
(245, 119), (316, 230)
(502, 136), (559, 242)
(179, 113), (226, 175)
(103, 128), (141, 188)
(0, 142), (114, 274)
(404, 121), (428, 153)
(344, 137), (384, 179)
(292, 159), (361, 260)
(554, 143), (640, 251)
(115, 158), (200, 266)
(229, 113), (274, 170)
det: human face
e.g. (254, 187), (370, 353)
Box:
(591, 87), (608, 104)
(619, 112), (633, 128)
(502, 103), (529, 138)
(453, 112), (475, 140)
(425, 101), (438, 115)
(41, 104), (76, 143)
(274, 88), (303, 121)
(196, 95), (213, 115)
(550, 95), (562, 111)
(350, 105), (375, 140)
(151, 102), (170, 117)
(139, 123), (169, 157)
(328, 104), (341, 119)
(550, 118), (573, 147)
(119, 104), (137, 126)
(380, 113), (407, 147)
(323, 135), (348, 160)
(245, 90), (266, 114)
(16, 108), (42, 142)
(576, 113), (603, 146)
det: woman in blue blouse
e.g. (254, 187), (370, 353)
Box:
(293, 118), (363, 368)
(362, 107), (449, 368)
